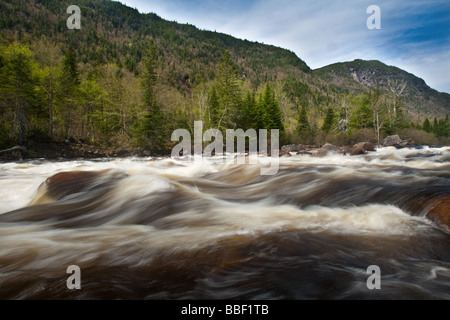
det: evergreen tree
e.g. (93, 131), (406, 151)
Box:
(0, 43), (40, 145)
(446, 115), (450, 137)
(240, 91), (258, 130)
(207, 87), (220, 128)
(213, 50), (242, 129)
(433, 118), (439, 135)
(434, 118), (449, 138)
(260, 82), (284, 134)
(322, 107), (335, 133)
(349, 96), (373, 130)
(62, 45), (79, 86)
(423, 118), (432, 133)
(137, 39), (166, 151)
(58, 44), (80, 138)
(263, 83), (284, 135)
(297, 105), (311, 138)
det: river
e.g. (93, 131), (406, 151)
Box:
(0, 146), (449, 299)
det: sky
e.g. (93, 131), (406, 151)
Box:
(116, 0), (450, 94)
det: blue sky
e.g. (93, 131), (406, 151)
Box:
(116, 0), (450, 93)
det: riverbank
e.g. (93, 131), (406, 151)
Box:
(0, 139), (165, 161)
(0, 135), (422, 161)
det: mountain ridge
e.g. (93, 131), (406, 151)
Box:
(314, 59), (450, 119)
(0, 0), (449, 151)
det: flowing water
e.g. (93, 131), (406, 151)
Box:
(0, 146), (449, 300)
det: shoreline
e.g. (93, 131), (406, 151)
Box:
(0, 135), (444, 162)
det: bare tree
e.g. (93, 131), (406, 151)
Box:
(388, 78), (407, 117)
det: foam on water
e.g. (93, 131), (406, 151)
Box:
(0, 146), (449, 299)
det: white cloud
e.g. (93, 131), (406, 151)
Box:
(117, 0), (450, 93)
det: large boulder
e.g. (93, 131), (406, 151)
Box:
(317, 143), (341, 157)
(351, 142), (375, 156)
(30, 170), (128, 205)
(426, 197), (450, 229)
(340, 146), (353, 155)
(383, 135), (403, 147)
(280, 144), (305, 156)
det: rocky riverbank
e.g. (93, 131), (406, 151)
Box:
(280, 135), (416, 157)
(0, 139), (164, 161)
(0, 135), (418, 161)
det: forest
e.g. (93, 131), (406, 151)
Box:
(0, 0), (449, 156)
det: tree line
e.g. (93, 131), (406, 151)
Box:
(1, 39), (449, 153)
(0, 40), (286, 152)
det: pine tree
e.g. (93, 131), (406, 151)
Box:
(241, 90), (263, 130)
(423, 118), (432, 133)
(58, 44), (80, 138)
(207, 87), (220, 128)
(349, 95), (373, 130)
(297, 105), (311, 138)
(0, 43), (40, 145)
(446, 115), (450, 137)
(433, 118), (439, 136)
(434, 118), (449, 138)
(322, 107), (335, 133)
(138, 39), (166, 151)
(260, 83), (284, 134)
(214, 50), (242, 129)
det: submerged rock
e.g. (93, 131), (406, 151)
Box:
(280, 144), (305, 156)
(426, 197), (450, 229)
(317, 143), (341, 157)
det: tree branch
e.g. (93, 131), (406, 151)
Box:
(0, 146), (27, 155)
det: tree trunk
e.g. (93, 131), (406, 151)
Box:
(0, 146), (27, 155)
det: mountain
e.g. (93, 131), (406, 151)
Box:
(0, 0), (449, 153)
(0, 0), (310, 89)
(314, 59), (450, 119)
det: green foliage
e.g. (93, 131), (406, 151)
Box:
(0, 0), (448, 153)
(259, 82), (284, 134)
(207, 87), (220, 128)
(433, 118), (449, 138)
(0, 42), (42, 145)
(141, 39), (158, 107)
(322, 107), (335, 133)
(423, 118), (432, 133)
(137, 39), (166, 151)
(211, 50), (242, 130)
(240, 91), (260, 130)
(297, 105), (312, 138)
(349, 96), (373, 130)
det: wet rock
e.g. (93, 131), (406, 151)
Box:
(426, 197), (450, 229)
(399, 139), (415, 147)
(383, 135), (403, 147)
(351, 146), (366, 156)
(356, 142), (375, 152)
(340, 146), (353, 155)
(317, 143), (341, 157)
(280, 144), (306, 156)
(351, 142), (375, 156)
(31, 170), (128, 205)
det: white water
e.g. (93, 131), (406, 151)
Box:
(0, 146), (449, 299)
